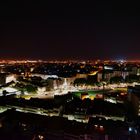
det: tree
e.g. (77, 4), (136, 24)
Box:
(25, 84), (37, 93)
(2, 90), (8, 96)
(125, 74), (140, 83)
(110, 76), (124, 84)
(86, 75), (97, 85)
(17, 76), (24, 81)
(74, 78), (87, 86)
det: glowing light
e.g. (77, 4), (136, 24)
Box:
(104, 66), (113, 70)
(94, 125), (98, 128)
(38, 135), (44, 140)
(99, 125), (104, 131)
(94, 125), (98, 129)
(129, 127), (132, 132)
(89, 71), (98, 76)
(96, 94), (103, 99)
(120, 92), (125, 96)
(105, 98), (116, 104)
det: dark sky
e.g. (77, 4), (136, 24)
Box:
(0, 1), (140, 60)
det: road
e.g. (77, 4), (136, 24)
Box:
(4, 105), (59, 117)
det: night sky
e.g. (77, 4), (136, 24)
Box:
(0, 1), (140, 60)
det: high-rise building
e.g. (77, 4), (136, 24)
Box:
(127, 85), (140, 116)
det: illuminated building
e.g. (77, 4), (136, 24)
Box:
(127, 85), (140, 116)
(75, 73), (88, 79)
(137, 67), (140, 75)
(130, 66), (138, 75)
(6, 74), (17, 83)
(0, 73), (6, 85)
(97, 72), (102, 82)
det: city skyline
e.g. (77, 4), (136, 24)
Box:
(1, 2), (140, 139)
(0, 1), (140, 60)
